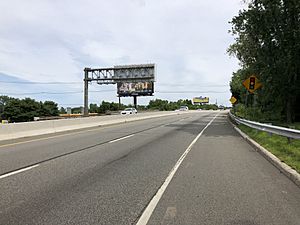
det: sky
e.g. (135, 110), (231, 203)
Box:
(0, 0), (245, 108)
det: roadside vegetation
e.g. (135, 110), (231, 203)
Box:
(72, 99), (219, 115)
(239, 124), (300, 173)
(147, 99), (219, 111)
(0, 95), (59, 122)
(228, 1), (300, 173)
(228, 0), (300, 124)
(0, 95), (220, 123)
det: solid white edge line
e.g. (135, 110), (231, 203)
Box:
(136, 113), (219, 225)
(109, 134), (135, 144)
(0, 164), (40, 180)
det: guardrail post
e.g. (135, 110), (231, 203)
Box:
(266, 123), (272, 137)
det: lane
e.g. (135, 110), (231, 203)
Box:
(0, 111), (218, 225)
(136, 113), (219, 225)
(147, 112), (300, 225)
(0, 112), (207, 175)
(0, 111), (178, 145)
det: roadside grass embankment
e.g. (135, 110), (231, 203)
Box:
(277, 122), (300, 130)
(239, 125), (300, 173)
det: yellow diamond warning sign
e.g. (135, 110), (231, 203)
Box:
(230, 96), (237, 104)
(242, 75), (262, 93)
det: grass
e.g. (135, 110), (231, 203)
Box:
(278, 122), (300, 130)
(238, 125), (300, 173)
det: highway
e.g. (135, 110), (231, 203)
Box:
(0, 111), (299, 225)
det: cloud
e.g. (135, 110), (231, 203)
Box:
(0, 0), (243, 106)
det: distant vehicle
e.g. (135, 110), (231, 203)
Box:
(179, 106), (189, 111)
(120, 108), (137, 115)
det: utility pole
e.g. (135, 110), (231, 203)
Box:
(83, 68), (89, 116)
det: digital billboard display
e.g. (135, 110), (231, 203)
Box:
(113, 64), (155, 82)
(117, 82), (154, 97)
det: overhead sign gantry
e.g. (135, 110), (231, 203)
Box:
(83, 64), (155, 116)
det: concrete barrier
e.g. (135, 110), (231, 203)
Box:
(0, 111), (185, 141)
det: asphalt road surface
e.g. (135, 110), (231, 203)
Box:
(0, 111), (299, 225)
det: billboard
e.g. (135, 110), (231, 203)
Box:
(193, 96), (209, 104)
(117, 81), (154, 97)
(113, 64), (155, 82)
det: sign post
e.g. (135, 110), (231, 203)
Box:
(242, 75), (262, 119)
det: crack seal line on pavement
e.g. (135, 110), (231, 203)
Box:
(135, 113), (219, 225)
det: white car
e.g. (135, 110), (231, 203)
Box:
(179, 106), (189, 111)
(120, 108), (137, 115)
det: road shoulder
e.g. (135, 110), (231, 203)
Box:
(146, 113), (300, 225)
(228, 115), (300, 188)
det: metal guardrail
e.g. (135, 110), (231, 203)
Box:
(229, 112), (300, 140)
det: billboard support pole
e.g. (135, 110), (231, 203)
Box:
(133, 96), (137, 109)
(83, 64), (155, 115)
(83, 68), (89, 117)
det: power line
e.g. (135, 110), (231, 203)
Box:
(0, 90), (116, 95)
(159, 83), (228, 87)
(58, 103), (83, 106)
(90, 90), (115, 93)
(156, 91), (228, 93)
(0, 91), (83, 95)
(0, 80), (229, 88)
(0, 89), (228, 95)
(0, 80), (81, 84)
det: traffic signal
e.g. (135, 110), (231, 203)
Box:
(249, 77), (255, 90)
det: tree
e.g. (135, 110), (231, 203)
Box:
(59, 107), (66, 114)
(2, 98), (41, 122)
(72, 107), (83, 114)
(89, 103), (99, 113)
(0, 96), (15, 117)
(228, 0), (300, 122)
(1, 96), (61, 122)
(98, 101), (111, 113)
(40, 101), (59, 117)
(109, 102), (120, 111)
(148, 99), (170, 110)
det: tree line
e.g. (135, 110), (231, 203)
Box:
(147, 99), (218, 111)
(0, 96), (219, 123)
(228, 0), (300, 123)
(0, 96), (59, 122)
(70, 99), (219, 114)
